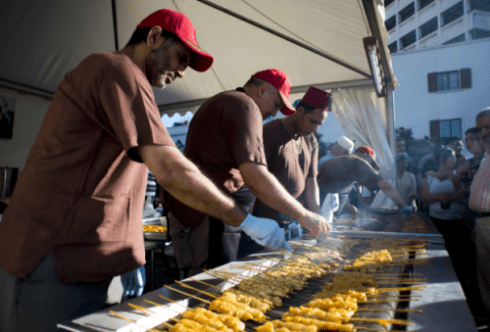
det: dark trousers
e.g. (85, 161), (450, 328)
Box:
(431, 216), (485, 318)
(0, 252), (111, 332)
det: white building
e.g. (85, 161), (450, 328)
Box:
(385, 0), (490, 53)
(382, 0), (490, 140)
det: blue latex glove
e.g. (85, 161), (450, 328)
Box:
(399, 205), (414, 218)
(238, 214), (292, 251)
(121, 266), (146, 297)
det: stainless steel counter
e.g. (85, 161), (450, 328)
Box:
(58, 211), (478, 332)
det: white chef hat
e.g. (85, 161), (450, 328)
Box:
(336, 136), (354, 154)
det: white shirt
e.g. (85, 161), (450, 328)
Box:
(470, 153), (490, 212)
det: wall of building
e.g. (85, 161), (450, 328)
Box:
(391, 38), (490, 139)
(0, 88), (50, 169)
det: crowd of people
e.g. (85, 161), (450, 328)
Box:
(0, 7), (488, 332)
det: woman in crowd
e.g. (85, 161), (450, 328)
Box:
(420, 146), (482, 321)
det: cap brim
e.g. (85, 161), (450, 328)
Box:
(183, 40), (213, 72)
(279, 92), (295, 115)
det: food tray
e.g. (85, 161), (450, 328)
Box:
(142, 216), (168, 241)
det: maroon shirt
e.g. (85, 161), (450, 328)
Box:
(0, 52), (175, 283)
(317, 155), (383, 194)
(254, 119), (318, 223)
(167, 89), (267, 229)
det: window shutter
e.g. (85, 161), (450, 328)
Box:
(430, 120), (440, 139)
(428, 72), (438, 92)
(460, 68), (472, 89)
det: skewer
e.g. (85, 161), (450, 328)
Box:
(349, 317), (414, 326)
(356, 328), (405, 332)
(164, 285), (211, 304)
(158, 294), (192, 310)
(108, 310), (163, 331)
(360, 299), (417, 303)
(175, 280), (219, 298)
(189, 277), (224, 291)
(127, 303), (154, 316)
(357, 307), (423, 313)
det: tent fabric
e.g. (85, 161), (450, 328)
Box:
(0, 0), (394, 117)
(331, 86), (394, 182)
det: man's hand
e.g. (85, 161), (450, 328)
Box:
(237, 214), (292, 250)
(298, 211), (330, 238)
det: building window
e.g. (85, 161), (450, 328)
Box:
(418, 0), (435, 11)
(419, 17), (438, 38)
(385, 15), (397, 31)
(430, 118), (462, 138)
(388, 41), (398, 54)
(427, 69), (472, 92)
(385, 0), (395, 8)
(469, 0), (490, 12)
(438, 71), (460, 91)
(469, 28), (490, 40)
(442, 33), (466, 45)
(400, 30), (416, 49)
(399, 2), (415, 23)
(441, 1), (464, 26)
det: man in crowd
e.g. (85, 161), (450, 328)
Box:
(166, 70), (330, 277)
(396, 136), (406, 153)
(0, 10), (291, 332)
(318, 135), (354, 168)
(317, 146), (414, 217)
(447, 136), (468, 171)
(253, 86), (330, 240)
(469, 107), (490, 325)
(396, 152), (417, 209)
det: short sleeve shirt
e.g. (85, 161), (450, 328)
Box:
(317, 155), (383, 194)
(396, 171), (417, 205)
(0, 52), (175, 283)
(167, 89), (267, 229)
(253, 119), (318, 222)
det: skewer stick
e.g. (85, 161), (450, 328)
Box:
(189, 277), (224, 291)
(360, 299), (417, 303)
(175, 280), (219, 298)
(158, 295), (190, 309)
(355, 328), (405, 332)
(349, 317), (414, 326)
(357, 307), (422, 313)
(108, 310), (163, 331)
(127, 303), (154, 316)
(164, 285), (211, 304)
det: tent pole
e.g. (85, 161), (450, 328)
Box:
(196, 0), (372, 79)
(111, 0), (119, 51)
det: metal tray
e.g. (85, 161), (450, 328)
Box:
(143, 231), (168, 241)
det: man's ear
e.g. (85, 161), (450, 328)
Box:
(146, 26), (163, 47)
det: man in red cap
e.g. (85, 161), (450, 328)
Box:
(0, 9), (291, 332)
(253, 86), (331, 240)
(167, 71), (330, 277)
(317, 146), (414, 217)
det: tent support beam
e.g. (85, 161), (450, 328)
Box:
(111, 0), (119, 51)
(196, 0), (373, 79)
(158, 78), (374, 115)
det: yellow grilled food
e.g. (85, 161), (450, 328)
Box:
(142, 225), (167, 233)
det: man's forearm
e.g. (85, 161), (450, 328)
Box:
(138, 145), (247, 226)
(239, 162), (307, 222)
(306, 178), (321, 214)
(378, 180), (406, 208)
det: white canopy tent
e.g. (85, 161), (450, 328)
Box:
(0, 0), (397, 179)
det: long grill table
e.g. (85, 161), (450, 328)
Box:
(58, 211), (477, 332)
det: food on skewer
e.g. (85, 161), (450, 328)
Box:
(209, 298), (267, 322)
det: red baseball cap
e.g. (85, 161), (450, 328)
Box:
(355, 146), (376, 158)
(251, 69), (295, 115)
(300, 86), (331, 112)
(137, 9), (213, 72)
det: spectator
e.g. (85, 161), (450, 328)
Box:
(396, 153), (417, 209)
(447, 136), (469, 172)
(469, 108), (490, 324)
(396, 136), (406, 153)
